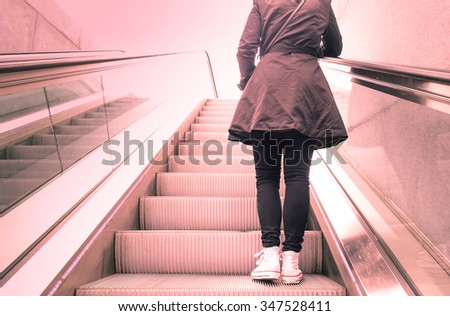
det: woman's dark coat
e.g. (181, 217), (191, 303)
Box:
(228, 0), (348, 148)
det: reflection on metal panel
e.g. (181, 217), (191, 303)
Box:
(310, 151), (412, 296)
(320, 58), (449, 295)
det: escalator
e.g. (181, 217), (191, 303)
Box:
(76, 99), (346, 296)
(0, 51), (448, 296)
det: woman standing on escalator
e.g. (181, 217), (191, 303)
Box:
(228, 0), (348, 284)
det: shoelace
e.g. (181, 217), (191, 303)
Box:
(254, 249), (280, 266)
(254, 250), (264, 265)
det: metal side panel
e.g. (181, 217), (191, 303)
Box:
(309, 151), (413, 296)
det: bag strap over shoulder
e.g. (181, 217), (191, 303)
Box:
(261, 0), (307, 57)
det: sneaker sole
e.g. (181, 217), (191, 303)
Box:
(281, 274), (303, 284)
(251, 272), (281, 281)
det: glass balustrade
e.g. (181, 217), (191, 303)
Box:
(0, 51), (216, 277)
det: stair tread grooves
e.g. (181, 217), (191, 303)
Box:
(140, 195), (260, 230)
(114, 231), (322, 275)
(177, 141), (251, 156)
(139, 196), (306, 231)
(157, 173), (285, 197)
(76, 274), (345, 296)
(168, 155), (255, 173)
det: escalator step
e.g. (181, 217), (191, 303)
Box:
(205, 100), (237, 106)
(168, 155), (254, 173)
(184, 131), (231, 142)
(157, 173), (284, 197)
(6, 145), (60, 159)
(199, 111), (234, 117)
(195, 116), (232, 124)
(70, 118), (107, 126)
(191, 123), (230, 133)
(102, 107), (133, 113)
(54, 125), (107, 135)
(140, 196), (260, 230)
(85, 112), (119, 119)
(202, 105), (237, 112)
(0, 178), (47, 204)
(0, 159), (61, 178)
(6, 145), (94, 160)
(32, 134), (107, 146)
(76, 274), (345, 296)
(115, 230), (322, 274)
(178, 141), (252, 157)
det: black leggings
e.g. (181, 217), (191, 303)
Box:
(251, 130), (316, 253)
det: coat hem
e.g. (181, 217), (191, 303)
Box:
(228, 129), (348, 149)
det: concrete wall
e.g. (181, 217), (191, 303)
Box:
(332, 0), (450, 70)
(0, 0), (93, 52)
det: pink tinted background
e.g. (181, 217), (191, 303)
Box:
(54, 0), (253, 98)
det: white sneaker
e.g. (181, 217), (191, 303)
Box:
(251, 246), (280, 280)
(281, 251), (303, 284)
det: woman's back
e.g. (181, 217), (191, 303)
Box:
(238, 0), (342, 65)
(229, 0), (347, 148)
(256, 0), (340, 56)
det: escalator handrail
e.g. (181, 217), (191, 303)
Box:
(320, 57), (450, 112)
(0, 50), (126, 71)
(320, 57), (450, 83)
(0, 50), (219, 98)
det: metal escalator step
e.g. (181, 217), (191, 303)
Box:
(32, 134), (64, 145)
(6, 145), (60, 159)
(195, 116), (232, 124)
(102, 107), (132, 113)
(202, 105), (237, 112)
(105, 103), (135, 108)
(85, 112), (119, 119)
(140, 196), (259, 230)
(32, 134), (107, 146)
(178, 141), (252, 156)
(6, 145), (94, 160)
(54, 125), (108, 135)
(157, 173), (285, 197)
(185, 131), (231, 142)
(108, 97), (146, 105)
(76, 274), (345, 296)
(140, 196), (289, 231)
(0, 159), (61, 178)
(199, 111), (234, 117)
(70, 118), (107, 126)
(115, 230), (322, 274)
(168, 155), (254, 173)
(206, 99), (237, 106)
(191, 123), (230, 133)
(0, 178), (47, 204)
